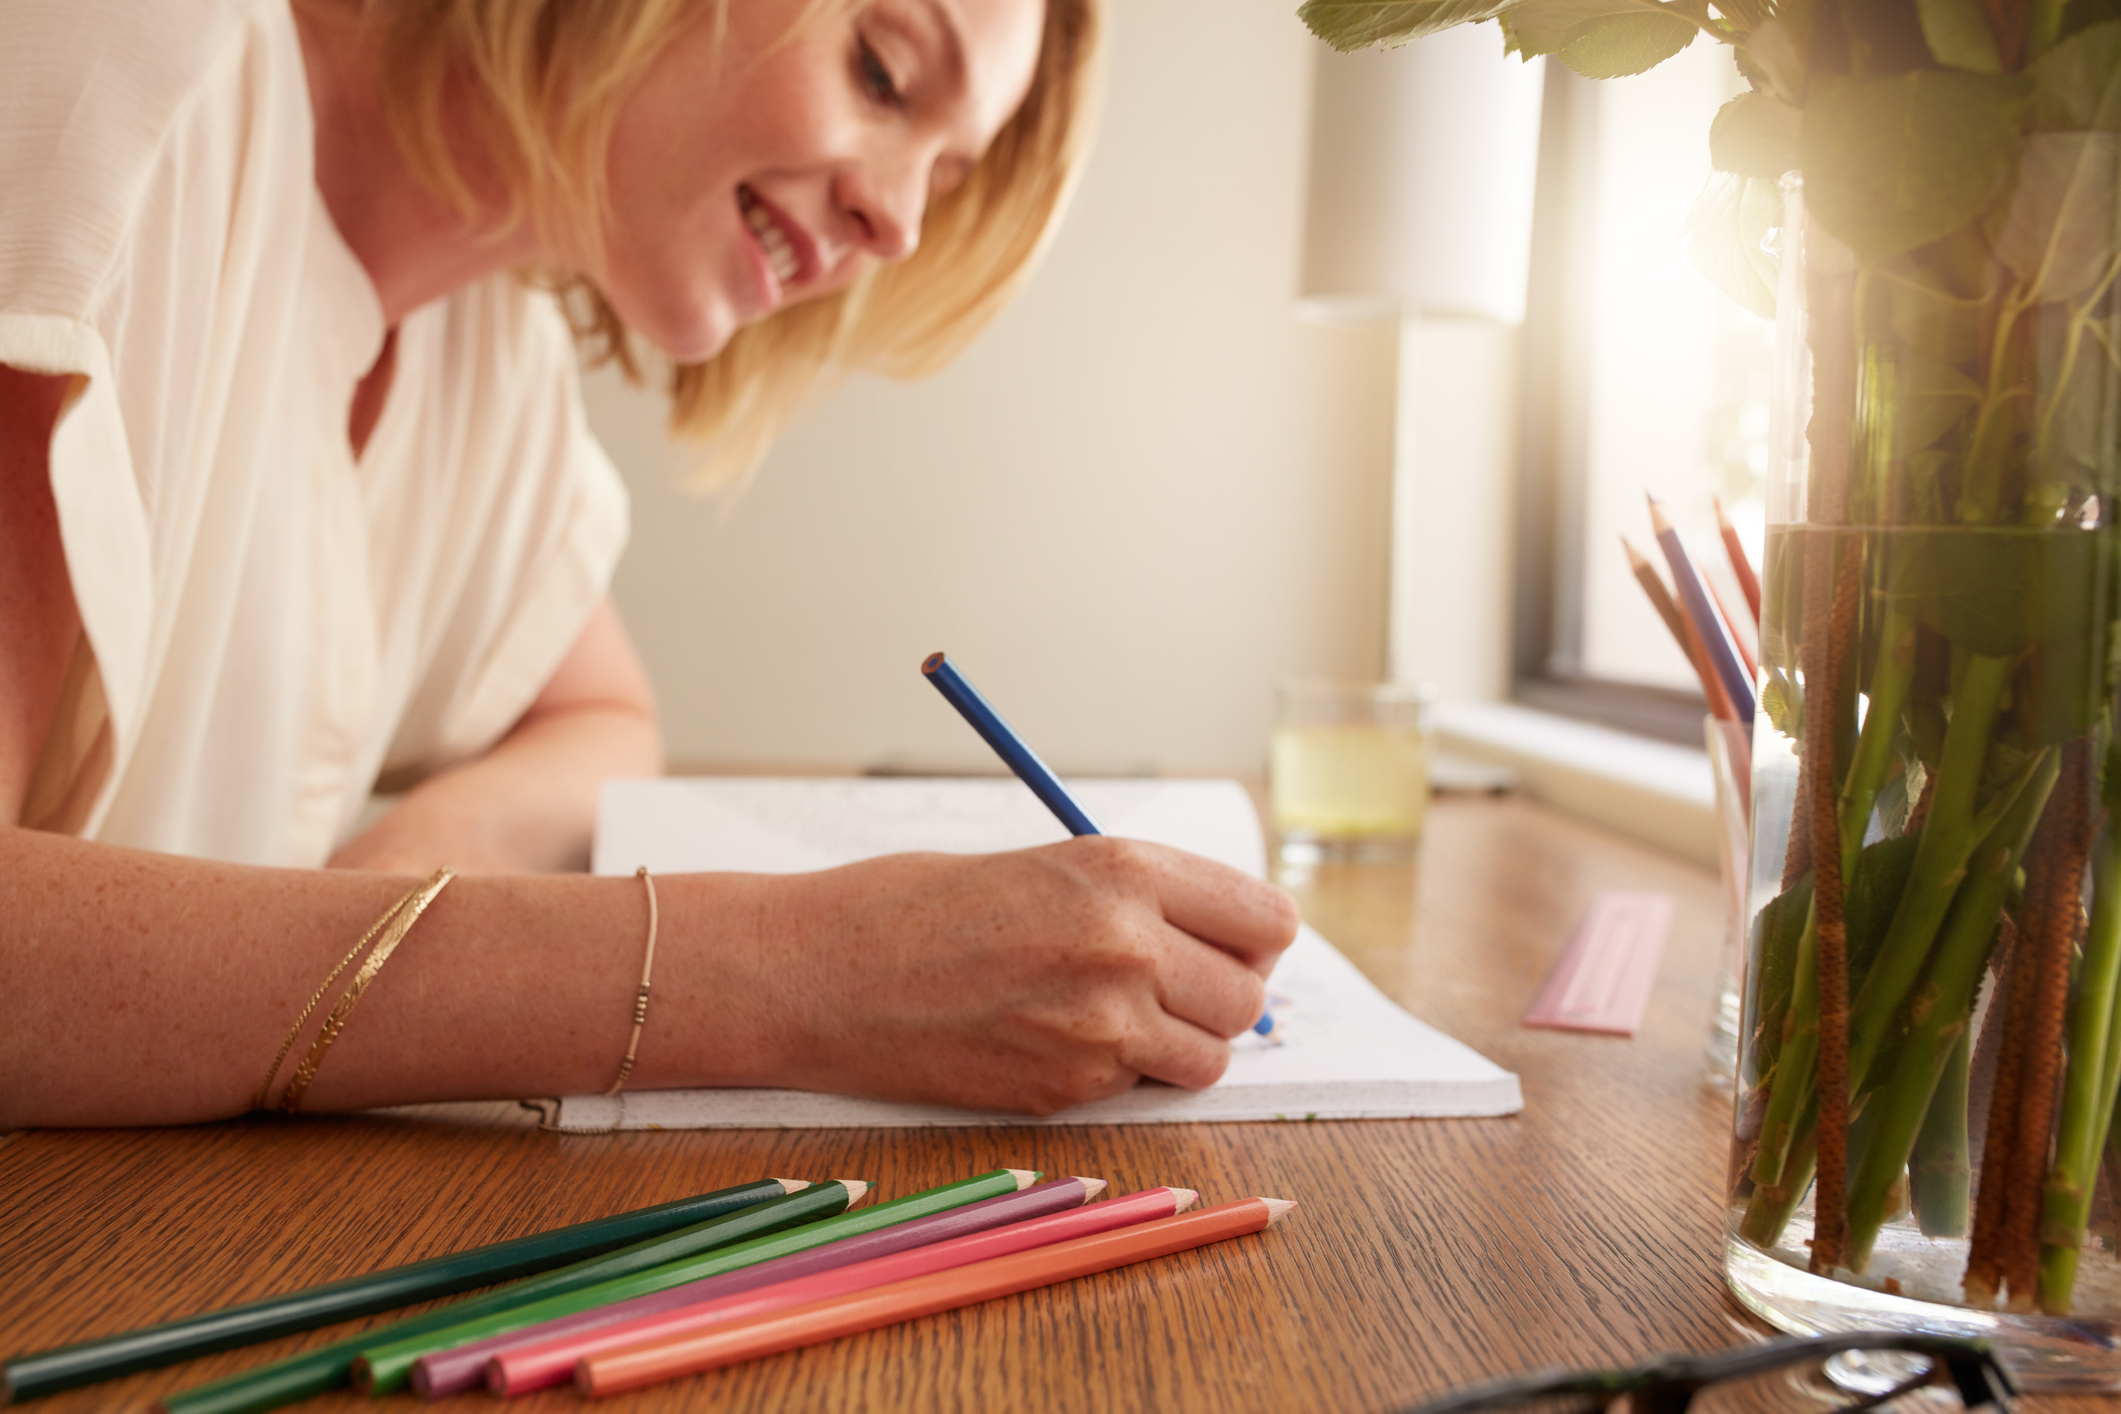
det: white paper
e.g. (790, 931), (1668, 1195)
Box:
(563, 777), (1522, 1130)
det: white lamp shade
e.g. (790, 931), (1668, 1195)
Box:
(1299, 28), (1545, 325)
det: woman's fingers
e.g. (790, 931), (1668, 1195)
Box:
(1078, 837), (1299, 978)
(1152, 922), (1270, 1039)
(1115, 1007), (1241, 1091)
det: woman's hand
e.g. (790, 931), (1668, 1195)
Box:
(677, 839), (1301, 1115)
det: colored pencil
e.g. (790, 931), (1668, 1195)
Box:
(485, 1181), (1188, 1397)
(0, 1176), (799, 1404)
(417, 1176), (1102, 1398)
(1621, 536), (1736, 721)
(1714, 496), (1762, 623)
(921, 651), (1102, 836)
(1703, 571), (1759, 682)
(577, 1196), (1297, 1397)
(153, 1179), (853, 1414)
(1646, 496), (1755, 719)
(353, 1168), (1032, 1395)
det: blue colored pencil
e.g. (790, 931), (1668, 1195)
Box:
(1646, 496), (1756, 720)
(918, 652), (1269, 1035)
(920, 652), (1102, 836)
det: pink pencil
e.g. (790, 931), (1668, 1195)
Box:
(486, 1186), (1199, 1397)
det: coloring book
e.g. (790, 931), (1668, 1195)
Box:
(558, 777), (1522, 1129)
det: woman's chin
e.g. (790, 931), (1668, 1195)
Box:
(614, 299), (743, 366)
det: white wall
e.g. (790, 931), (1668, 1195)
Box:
(586, 0), (1397, 776)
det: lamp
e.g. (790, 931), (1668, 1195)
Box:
(1296, 28), (1545, 700)
(1298, 26), (1546, 325)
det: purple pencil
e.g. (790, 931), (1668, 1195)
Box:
(1647, 494), (1756, 719)
(408, 1176), (1106, 1397)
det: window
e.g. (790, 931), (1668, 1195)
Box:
(1514, 49), (1773, 744)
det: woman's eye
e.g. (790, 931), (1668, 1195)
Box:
(857, 37), (902, 107)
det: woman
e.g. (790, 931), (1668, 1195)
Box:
(0, 0), (1298, 1128)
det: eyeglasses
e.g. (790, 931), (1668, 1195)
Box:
(1399, 1333), (2017, 1414)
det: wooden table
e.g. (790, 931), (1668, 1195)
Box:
(0, 796), (2092, 1411)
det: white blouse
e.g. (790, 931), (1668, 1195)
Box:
(0, 0), (630, 865)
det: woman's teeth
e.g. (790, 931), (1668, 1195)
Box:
(740, 189), (799, 285)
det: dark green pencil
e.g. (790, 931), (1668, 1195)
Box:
(144, 1179), (860, 1414)
(1, 1175), (802, 1405)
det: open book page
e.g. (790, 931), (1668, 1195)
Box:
(561, 778), (1522, 1130)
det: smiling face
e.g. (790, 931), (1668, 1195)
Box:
(592, 0), (1046, 363)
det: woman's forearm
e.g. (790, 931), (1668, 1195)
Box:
(1, 826), (1299, 1131)
(0, 825), (778, 1129)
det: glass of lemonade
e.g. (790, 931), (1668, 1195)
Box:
(1270, 679), (1435, 867)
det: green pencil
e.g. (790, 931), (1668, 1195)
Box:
(2, 1176), (799, 1404)
(152, 1179), (857, 1414)
(351, 1167), (1039, 1395)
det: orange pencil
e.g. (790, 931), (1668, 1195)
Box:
(1623, 537), (1736, 721)
(576, 1197), (1298, 1397)
(488, 1186), (1195, 1396)
(1714, 497), (1762, 624)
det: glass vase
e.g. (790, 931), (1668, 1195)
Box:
(1724, 172), (2121, 1389)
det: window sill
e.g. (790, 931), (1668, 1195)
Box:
(1434, 701), (1718, 870)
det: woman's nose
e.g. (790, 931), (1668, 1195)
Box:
(838, 154), (927, 262)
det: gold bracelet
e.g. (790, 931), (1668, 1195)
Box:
(257, 868), (455, 1112)
(605, 867), (661, 1097)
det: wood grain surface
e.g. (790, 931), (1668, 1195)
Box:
(1, 796), (2102, 1412)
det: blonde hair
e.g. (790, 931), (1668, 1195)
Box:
(365, 0), (1103, 485)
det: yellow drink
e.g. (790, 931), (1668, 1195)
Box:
(1270, 723), (1429, 849)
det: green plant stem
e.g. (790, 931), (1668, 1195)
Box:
(1913, 1027), (1975, 1239)
(1846, 751), (2058, 1270)
(2036, 824), (2121, 1312)
(1752, 899), (1821, 1190)
(1956, 289), (2034, 524)
(1845, 653), (2018, 1089)
(1839, 603), (1919, 883)
(1748, 652), (2015, 1196)
(1739, 1133), (1818, 1249)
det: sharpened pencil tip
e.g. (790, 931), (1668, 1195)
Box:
(838, 1180), (871, 1203)
(1644, 493), (1671, 533)
(1006, 1168), (1039, 1190)
(1620, 535), (1648, 571)
(1074, 1177), (1107, 1201)
(775, 1178), (811, 1193)
(1262, 1197), (1298, 1225)
(1171, 1187), (1200, 1213)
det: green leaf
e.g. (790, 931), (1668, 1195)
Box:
(1888, 355), (1983, 453)
(2034, 302), (2121, 491)
(1711, 91), (1802, 177)
(1497, 0), (1636, 54)
(1496, 0), (1697, 74)
(1997, 132), (2121, 304)
(1849, 833), (1923, 989)
(1686, 170), (1784, 318)
(1917, 0), (2005, 70)
(1885, 527), (2111, 665)
(1557, 9), (1697, 76)
(1745, 16), (1811, 105)
(1297, 0), (1522, 50)
(1801, 71), (2033, 264)
(2028, 20), (2121, 129)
